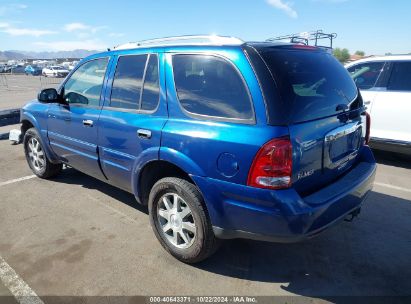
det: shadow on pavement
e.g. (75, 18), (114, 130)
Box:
(195, 191), (411, 298)
(50, 167), (148, 215)
(46, 161), (411, 299)
(372, 149), (411, 169)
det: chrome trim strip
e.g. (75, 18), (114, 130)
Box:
(325, 122), (361, 143)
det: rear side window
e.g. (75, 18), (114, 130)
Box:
(172, 54), (253, 121)
(387, 61), (411, 91)
(347, 62), (384, 90)
(110, 54), (147, 109)
(141, 54), (160, 111)
(109, 54), (160, 111)
(259, 49), (359, 123)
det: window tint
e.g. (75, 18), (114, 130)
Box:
(172, 55), (253, 120)
(259, 49), (359, 123)
(347, 62), (384, 90)
(387, 61), (411, 91)
(64, 58), (108, 106)
(110, 55), (148, 109)
(141, 54), (160, 111)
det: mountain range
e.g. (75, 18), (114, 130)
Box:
(0, 49), (101, 61)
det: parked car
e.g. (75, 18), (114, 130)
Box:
(62, 61), (79, 71)
(10, 66), (26, 74)
(25, 65), (42, 76)
(346, 55), (411, 155)
(20, 35), (376, 263)
(1, 65), (12, 73)
(42, 66), (70, 77)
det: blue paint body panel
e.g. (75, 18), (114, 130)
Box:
(20, 42), (376, 242)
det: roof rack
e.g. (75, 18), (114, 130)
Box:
(266, 30), (337, 51)
(113, 35), (244, 50)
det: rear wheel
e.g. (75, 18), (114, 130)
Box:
(149, 177), (219, 263)
(24, 128), (62, 178)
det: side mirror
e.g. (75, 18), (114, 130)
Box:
(37, 88), (62, 103)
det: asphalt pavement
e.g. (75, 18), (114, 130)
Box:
(0, 138), (410, 302)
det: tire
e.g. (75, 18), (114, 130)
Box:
(149, 177), (219, 263)
(24, 128), (62, 178)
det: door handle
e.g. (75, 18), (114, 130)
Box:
(364, 101), (371, 105)
(82, 119), (94, 127)
(137, 129), (152, 139)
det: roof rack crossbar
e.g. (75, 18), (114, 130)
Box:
(266, 30), (337, 50)
(114, 35), (244, 50)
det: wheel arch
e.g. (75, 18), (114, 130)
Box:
(20, 113), (60, 163)
(134, 160), (199, 206)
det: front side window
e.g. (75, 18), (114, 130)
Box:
(387, 61), (411, 91)
(347, 61), (384, 90)
(64, 58), (108, 106)
(172, 54), (253, 121)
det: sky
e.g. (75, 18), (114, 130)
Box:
(0, 0), (410, 55)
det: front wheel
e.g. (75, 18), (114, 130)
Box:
(24, 128), (62, 178)
(149, 177), (219, 263)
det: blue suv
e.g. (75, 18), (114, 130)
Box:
(21, 36), (376, 263)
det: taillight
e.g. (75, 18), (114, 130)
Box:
(365, 112), (371, 145)
(247, 137), (292, 190)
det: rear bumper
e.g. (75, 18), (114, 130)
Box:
(192, 146), (376, 242)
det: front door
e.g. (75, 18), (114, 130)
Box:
(47, 57), (110, 180)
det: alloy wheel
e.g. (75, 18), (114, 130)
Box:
(157, 193), (196, 249)
(27, 137), (45, 171)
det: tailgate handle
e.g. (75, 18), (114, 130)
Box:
(325, 123), (361, 142)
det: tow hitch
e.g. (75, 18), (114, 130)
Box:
(344, 208), (361, 222)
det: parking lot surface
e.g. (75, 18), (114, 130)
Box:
(0, 75), (60, 110)
(0, 136), (410, 301)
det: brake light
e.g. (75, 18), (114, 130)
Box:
(247, 137), (292, 190)
(365, 112), (371, 145)
(292, 44), (317, 50)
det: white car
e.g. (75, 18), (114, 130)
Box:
(346, 55), (411, 155)
(42, 66), (70, 78)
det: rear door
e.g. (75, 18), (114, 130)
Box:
(97, 52), (167, 192)
(370, 61), (411, 142)
(257, 47), (366, 196)
(47, 57), (110, 180)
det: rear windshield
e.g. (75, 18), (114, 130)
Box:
(259, 48), (359, 123)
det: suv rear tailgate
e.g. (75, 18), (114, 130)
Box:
(289, 112), (366, 197)
(253, 45), (367, 197)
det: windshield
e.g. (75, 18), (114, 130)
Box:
(259, 48), (359, 123)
